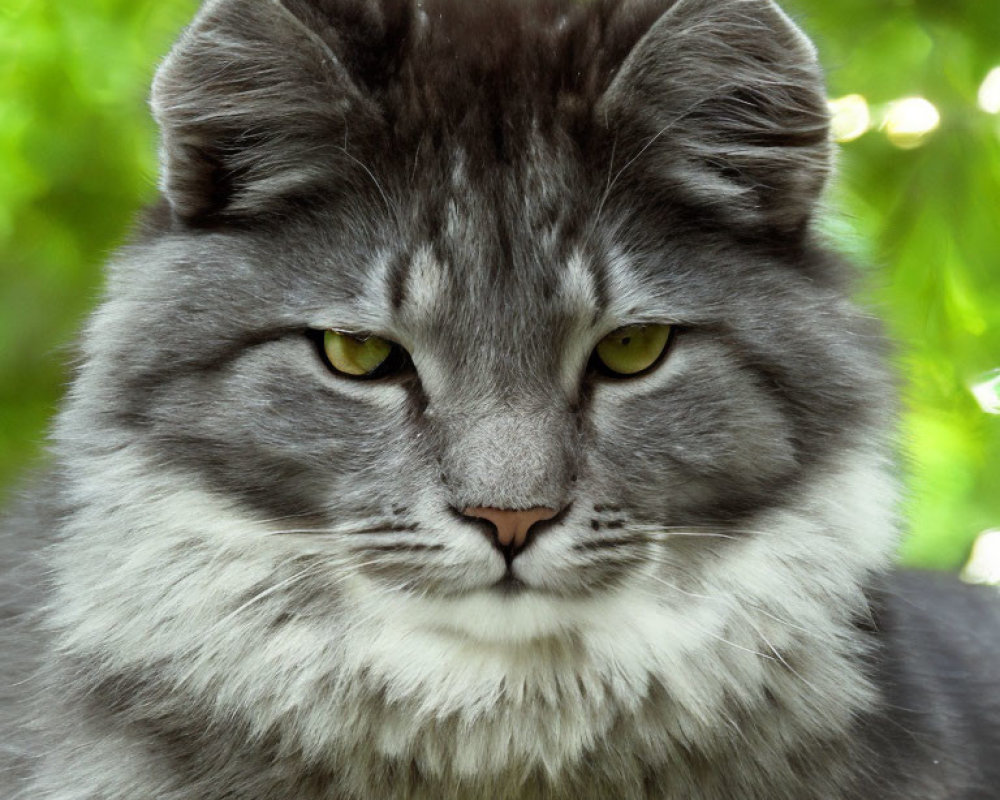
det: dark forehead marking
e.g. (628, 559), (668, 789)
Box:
(386, 250), (410, 311)
(492, 191), (516, 279)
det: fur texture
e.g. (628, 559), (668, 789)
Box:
(3, 1), (999, 798)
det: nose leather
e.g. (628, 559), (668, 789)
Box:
(462, 506), (558, 553)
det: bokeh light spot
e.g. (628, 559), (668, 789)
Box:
(978, 67), (1000, 114)
(962, 530), (1000, 585)
(884, 97), (940, 149)
(828, 94), (871, 142)
(970, 369), (1000, 414)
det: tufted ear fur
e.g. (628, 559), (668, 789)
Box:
(151, 0), (396, 222)
(597, 0), (832, 234)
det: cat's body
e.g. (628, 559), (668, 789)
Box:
(2, 0), (999, 798)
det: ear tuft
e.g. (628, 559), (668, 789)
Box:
(598, 0), (832, 233)
(151, 0), (373, 221)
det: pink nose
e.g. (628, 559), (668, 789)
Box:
(462, 506), (559, 555)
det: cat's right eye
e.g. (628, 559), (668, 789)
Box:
(316, 330), (410, 379)
(591, 324), (673, 378)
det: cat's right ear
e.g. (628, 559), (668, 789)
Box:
(151, 0), (376, 222)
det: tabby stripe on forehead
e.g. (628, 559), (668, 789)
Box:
(386, 251), (411, 312)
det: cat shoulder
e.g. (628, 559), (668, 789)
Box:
(860, 569), (1000, 799)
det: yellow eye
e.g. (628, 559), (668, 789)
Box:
(323, 330), (395, 377)
(593, 324), (673, 376)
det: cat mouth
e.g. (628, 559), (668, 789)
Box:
(491, 571), (529, 596)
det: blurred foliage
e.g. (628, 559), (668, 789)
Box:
(784, 0), (1000, 567)
(0, 0), (200, 491)
(1, 0), (997, 568)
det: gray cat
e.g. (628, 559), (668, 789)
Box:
(3, 0), (999, 798)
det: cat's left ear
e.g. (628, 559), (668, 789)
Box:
(597, 0), (831, 235)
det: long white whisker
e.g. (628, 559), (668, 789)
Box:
(250, 511), (335, 525)
(265, 523), (416, 538)
(647, 530), (741, 541)
(175, 555), (407, 684)
(731, 606), (824, 695)
(338, 146), (392, 213)
(636, 576), (774, 660)
(189, 563), (324, 646)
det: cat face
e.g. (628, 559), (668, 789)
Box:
(51, 1), (896, 776)
(69, 0), (891, 628)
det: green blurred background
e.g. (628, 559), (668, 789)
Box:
(1, 0), (998, 570)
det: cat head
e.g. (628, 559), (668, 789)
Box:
(66, 0), (894, 630)
(52, 0), (895, 780)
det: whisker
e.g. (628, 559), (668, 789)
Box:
(640, 553), (818, 642)
(338, 146), (392, 214)
(747, 605), (811, 635)
(266, 523), (418, 537)
(251, 512), (329, 527)
(650, 530), (740, 541)
(174, 567), (327, 686)
(178, 554), (403, 676)
(573, 536), (647, 551)
(350, 543), (444, 555)
(642, 571), (715, 602)
(638, 575), (774, 660)
(193, 562), (325, 642)
(731, 607), (824, 695)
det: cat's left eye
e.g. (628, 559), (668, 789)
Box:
(591, 324), (673, 377)
(320, 330), (408, 379)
